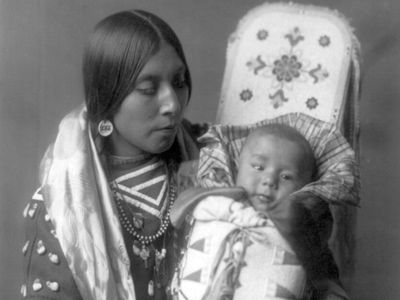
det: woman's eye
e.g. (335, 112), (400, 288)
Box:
(136, 82), (157, 95)
(140, 89), (156, 95)
(137, 87), (156, 95)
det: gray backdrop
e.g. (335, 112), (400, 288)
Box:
(1, 0), (399, 299)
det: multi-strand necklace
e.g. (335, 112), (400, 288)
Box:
(109, 157), (176, 296)
(113, 184), (175, 245)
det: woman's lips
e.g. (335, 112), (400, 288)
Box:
(156, 124), (178, 135)
(158, 122), (177, 130)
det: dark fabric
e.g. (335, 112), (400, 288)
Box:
(266, 191), (348, 300)
(120, 226), (174, 300)
(22, 200), (82, 300)
(22, 196), (173, 300)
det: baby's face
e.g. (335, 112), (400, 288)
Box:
(236, 134), (312, 213)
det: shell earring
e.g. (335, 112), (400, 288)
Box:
(98, 120), (114, 137)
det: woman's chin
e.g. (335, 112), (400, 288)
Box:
(151, 136), (176, 154)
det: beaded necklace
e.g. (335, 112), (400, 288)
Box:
(112, 180), (176, 245)
(109, 158), (177, 296)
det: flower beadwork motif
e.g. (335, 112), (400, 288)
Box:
(257, 29), (269, 40)
(240, 89), (253, 102)
(270, 90), (288, 109)
(246, 55), (266, 75)
(309, 64), (329, 83)
(285, 27), (304, 47)
(319, 35), (331, 47)
(272, 55), (302, 82)
(306, 97), (319, 110)
(245, 26), (329, 110)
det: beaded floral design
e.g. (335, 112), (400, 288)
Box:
(306, 97), (319, 110)
(244, 26), (331, 110)
(240, 89), (253, 102)
(319, 35), (331, 47)
(272, 54), (302, 82)
(257, 29), (269, 40)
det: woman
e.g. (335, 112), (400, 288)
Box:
(21, 10), (205, 300)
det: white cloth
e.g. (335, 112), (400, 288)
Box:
(40, 106), (134, 299)
(174, 195), (307, 300)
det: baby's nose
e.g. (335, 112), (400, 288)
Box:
(262, 176), (277, 189)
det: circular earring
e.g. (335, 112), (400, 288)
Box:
(98, 120), (113, 137)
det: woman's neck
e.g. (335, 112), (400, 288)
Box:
(107, 152), (155, 168)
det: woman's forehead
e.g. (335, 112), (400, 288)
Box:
(137, 44), (185, 79)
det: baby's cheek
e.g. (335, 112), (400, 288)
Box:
(235, 173), (247, 189)
(280, 185), (297, 199)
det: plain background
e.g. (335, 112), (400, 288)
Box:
(1, 0), (399, 299)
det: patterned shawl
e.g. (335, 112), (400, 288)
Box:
(38, 105), (199, 300)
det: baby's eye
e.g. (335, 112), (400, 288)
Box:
(281, 174), (292, 180)
(251, 164), (264, 171)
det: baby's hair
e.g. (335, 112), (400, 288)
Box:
(246, 123), (317, 179)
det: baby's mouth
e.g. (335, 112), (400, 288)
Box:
(252, 194), (273, 203)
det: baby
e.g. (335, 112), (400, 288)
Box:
(236, 123), (315, 214)
(171, 124), (347, 300)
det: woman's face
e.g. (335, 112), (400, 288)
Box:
(110, 44), (189, 157)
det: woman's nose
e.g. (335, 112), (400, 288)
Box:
(159, 84), (180, 115)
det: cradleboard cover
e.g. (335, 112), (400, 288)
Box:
(217, 2), (358, 128)
(171, 219), (306, 300)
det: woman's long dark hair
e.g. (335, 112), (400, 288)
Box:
(83, 10), (192, 126)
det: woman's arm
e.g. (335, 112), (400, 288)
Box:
(21, 190), (82, 300)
